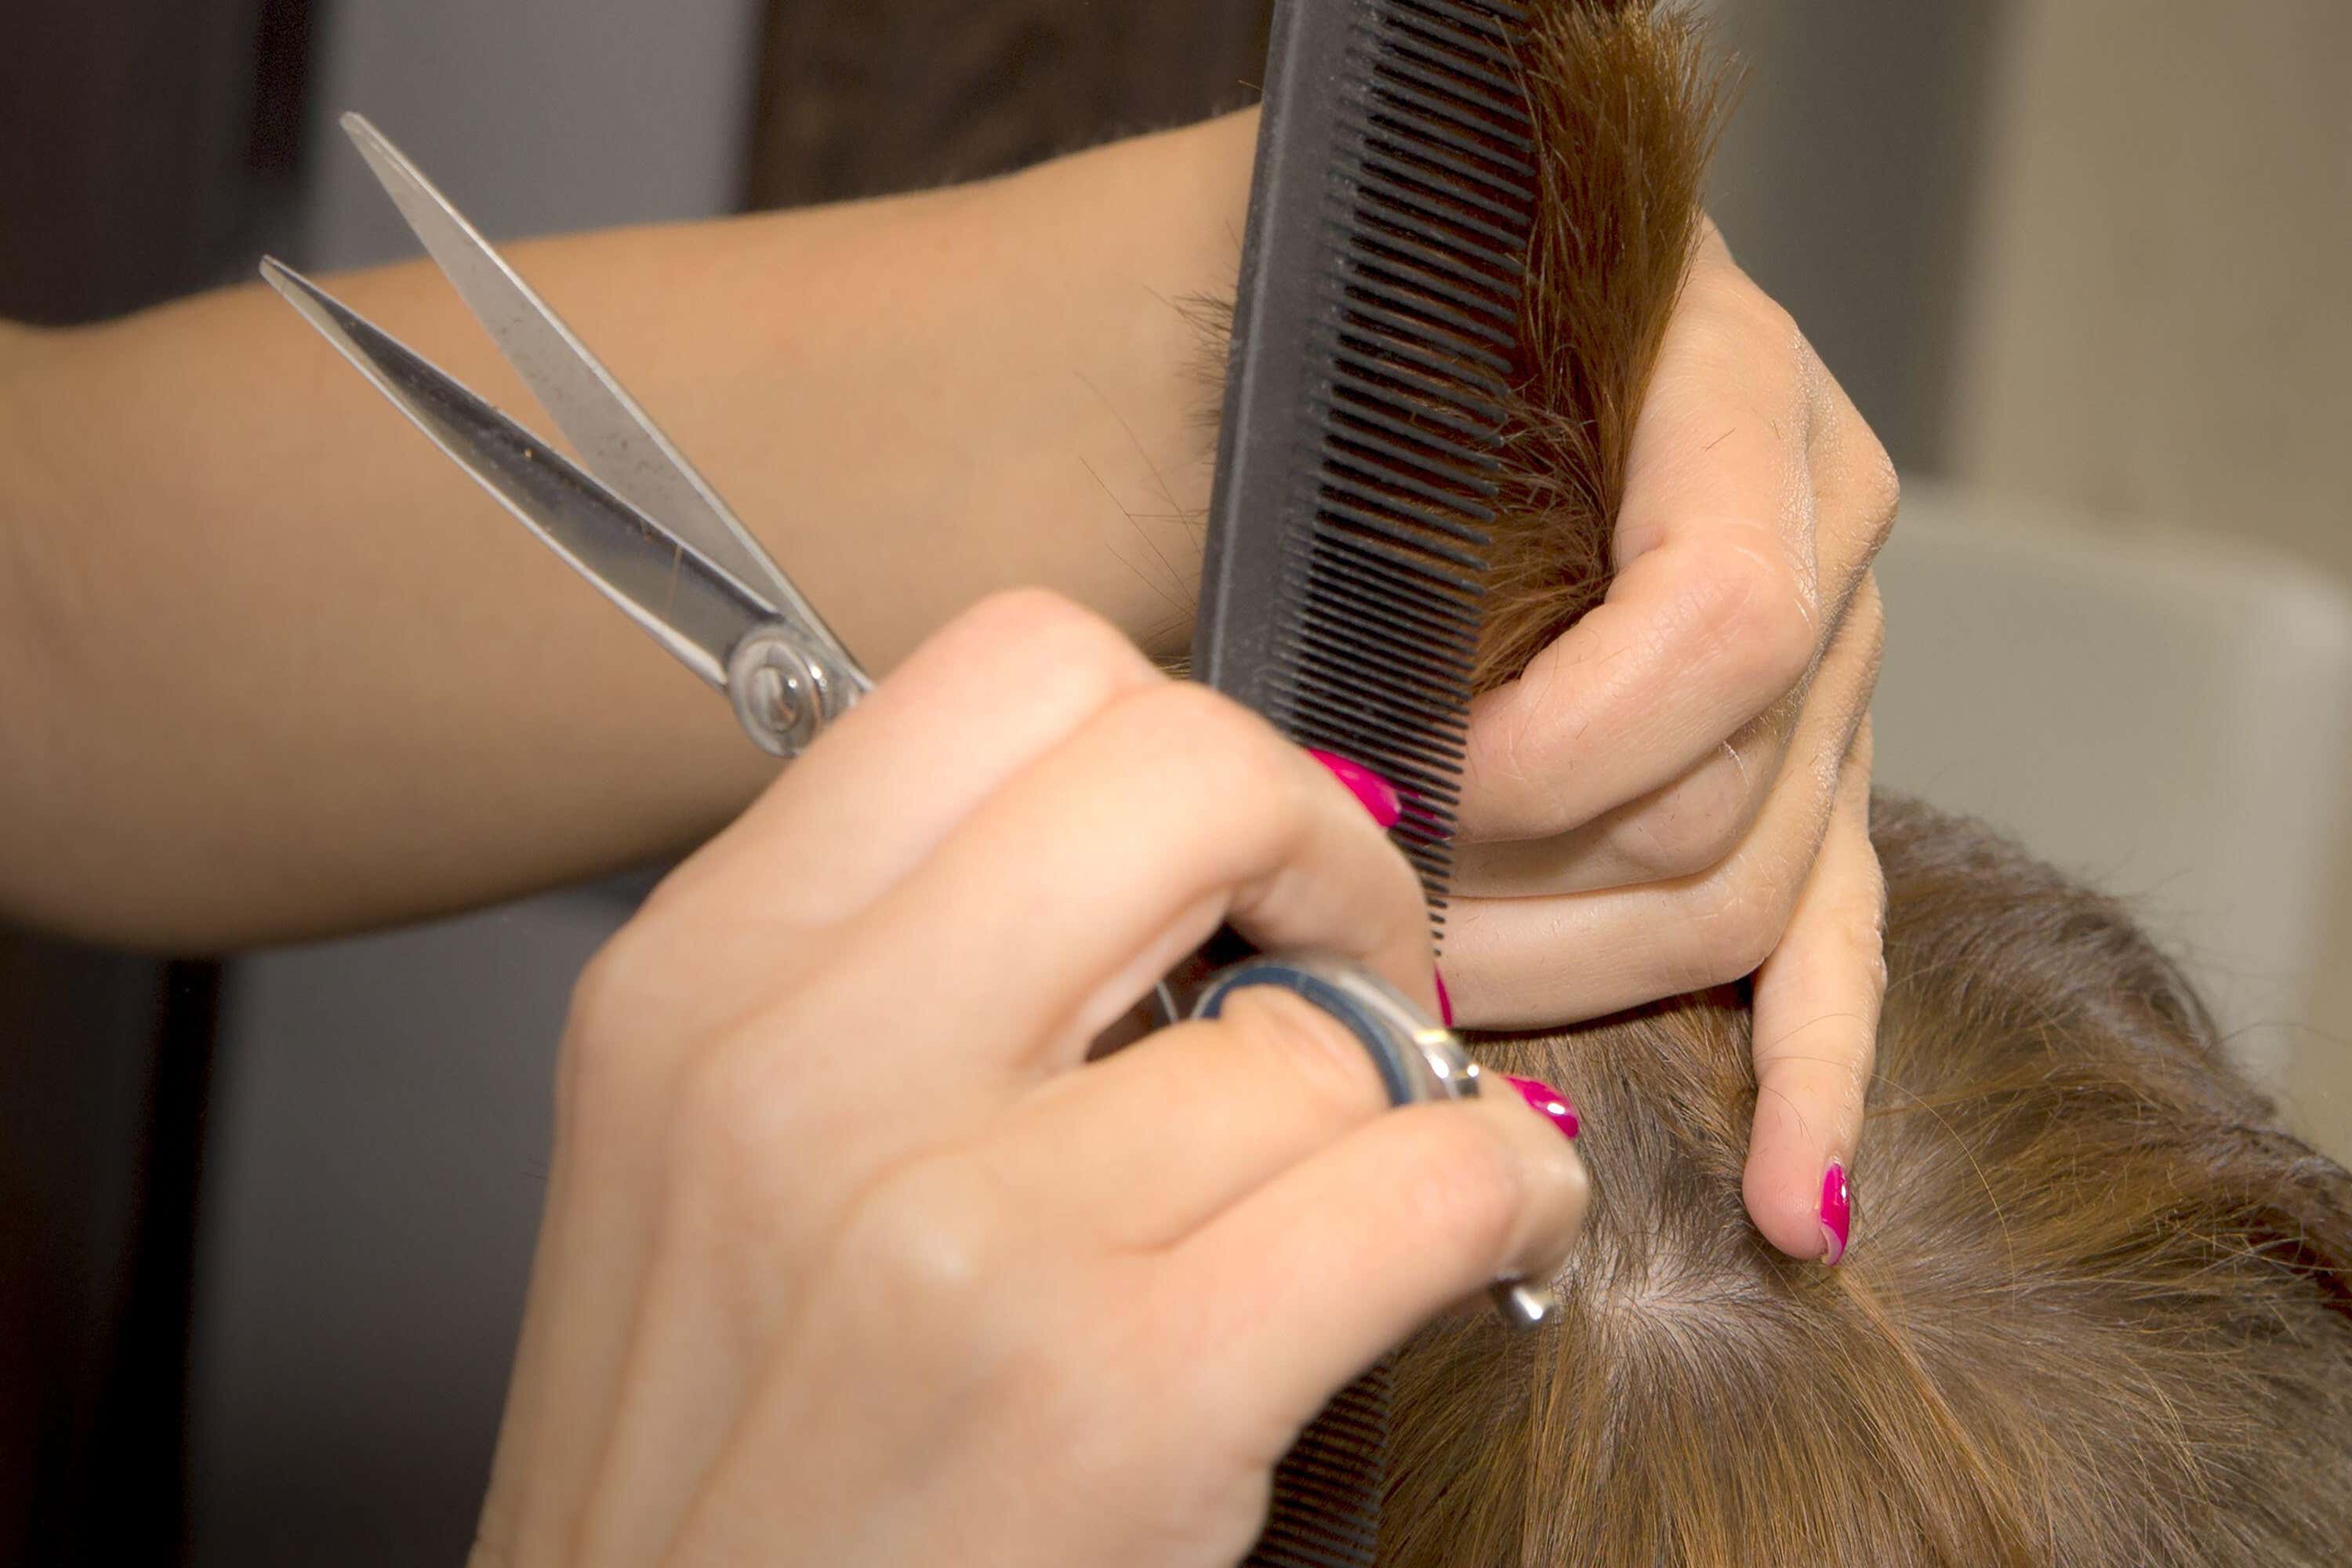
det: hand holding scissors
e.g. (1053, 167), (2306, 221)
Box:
(263, 120), (1588, 1565)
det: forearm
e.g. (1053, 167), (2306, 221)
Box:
(0, 111), (1254, 950)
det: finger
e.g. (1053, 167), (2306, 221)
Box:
(1167, 1091), (1588, 1445)
(1795, 336), (1902, 627)
(1441, 592), (1880, 1026)
(1457, 240), (1893, 846)
(481, 594), (1165, 1541)
(1456, 572), (1881, 897)
(1454, 686), (1799, 896)
(1690, 224), (1896, 633)
(547, 592), (1173, 1160)
(1457, 250), (1817, 843)
(490, 596), (1162, 1555)
(829, 681), (1436, 1080)
(568, 993), (1408, 1566)
(655, 590), (1161, 932)
(1744, 717), (1884, 1263)
(980, 988), (1399, 1250)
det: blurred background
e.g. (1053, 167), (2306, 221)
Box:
(2, 1), (2347, 1563)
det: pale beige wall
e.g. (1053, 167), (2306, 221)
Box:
(1947, 1), (2352, 1155)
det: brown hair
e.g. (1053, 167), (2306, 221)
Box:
(1378, 5), (2352, 1563)
(1394, 801), (2352, 1564)
(1475, 0), (1727, 692)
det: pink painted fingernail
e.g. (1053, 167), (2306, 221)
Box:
(1502, 1074), (1579, 1141)
(1433, 965), (1454, 1028)
(1305, 750), (1402, 829)
(1819, 1160), (1851, 1265)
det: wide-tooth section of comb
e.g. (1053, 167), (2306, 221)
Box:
(1248, 1364), (1393, 1567)
(1198, 0), (1535, 941)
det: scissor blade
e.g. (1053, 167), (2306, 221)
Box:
(262, 257), (771, 688)
(338, 113), (808, 624)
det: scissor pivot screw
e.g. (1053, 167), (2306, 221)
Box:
(729, 625), (836, 759)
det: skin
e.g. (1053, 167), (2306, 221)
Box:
(0, 101), (1889, 1537)
(1449, 223), (1896, 1260)
(474, 592), (1589, 1566)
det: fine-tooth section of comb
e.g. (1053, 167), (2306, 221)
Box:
(1197, 0), (1537, 944)
(1200, 5), (1541, 1567)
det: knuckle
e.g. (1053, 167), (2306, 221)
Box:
(1853, 925), (1892, 999)
(626, 866), (702, 931)
(557, 933), (668, 1111)
(1687, 858), (1797, 983)
(565, 938), (637, 1042)
(1687, 541), (1817, 700)
(835, 1154), (1018, 1323)
(1468, 679), (1577, 833)
(670, 1033), (805, 1207)
(1126, 684), (1297, 837)
(1859, 443), (1901, 553)
(1688, 254), (1791, 347)
(1625, 750), (1764, 879)
(1740, 287), (1804, 355)
(961, 588), (1141, 677)
(1848, 868), (1893, 994)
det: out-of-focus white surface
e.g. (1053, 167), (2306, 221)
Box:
(1872, 481), (2352, 1097)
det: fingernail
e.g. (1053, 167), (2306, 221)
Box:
(1502, 1074), (1579, 1142)
(1305, 750), (1402, 829)
(1433, 965), (1454, 1028)
(1819, 1160), (1851, 1265)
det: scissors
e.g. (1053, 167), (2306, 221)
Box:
(262, 114), (1555, 1329)
(262, 114), (866, 760)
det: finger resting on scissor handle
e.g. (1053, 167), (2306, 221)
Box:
(262, 122), (1552, 1332)
(1193, 956), (1560, 1330)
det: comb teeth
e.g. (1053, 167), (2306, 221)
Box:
(1207, 8), (1539, 1566)
(1197, 0), (1536, 942)
(1246, 1362), (1394, 1568)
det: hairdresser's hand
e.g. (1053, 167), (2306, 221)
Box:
(472, 593), (1587, 1568)
(1443, 223), (1891, 1265)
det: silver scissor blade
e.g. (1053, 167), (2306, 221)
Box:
(262, 257), (771, 688)
(338, 112), (816, 628)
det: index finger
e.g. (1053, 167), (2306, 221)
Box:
(1458, 240), (1824, 843)
(655, 590), (1161, 931)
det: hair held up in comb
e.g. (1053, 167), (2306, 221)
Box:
(1474, 0), (1729, 691)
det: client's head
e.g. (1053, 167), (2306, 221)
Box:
(1380, 5), (2352, 1562)
(1391, 800), (2352, 1564)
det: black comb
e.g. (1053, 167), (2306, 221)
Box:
(1200, 0), (1535, 949)
(1195, 1), (1538, 1564)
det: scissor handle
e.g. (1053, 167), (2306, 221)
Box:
(1190, 954), (1560, 1329)
(727, 622), (865, 760)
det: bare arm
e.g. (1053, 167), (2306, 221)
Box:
(0, 113), (1257, 951)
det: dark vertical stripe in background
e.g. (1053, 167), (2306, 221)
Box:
(748, 0), (1273, 208)
(0, 3), (309, 1560)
